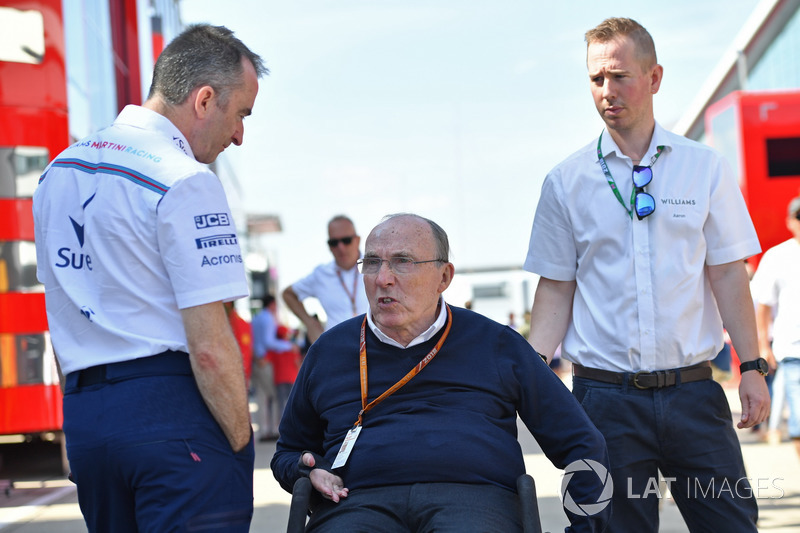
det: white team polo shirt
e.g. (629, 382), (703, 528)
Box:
(290, 260), (368, 330)
(33, 105), (248, 374)
(524, 123), (760, 372)
(751, 238), (800, 361)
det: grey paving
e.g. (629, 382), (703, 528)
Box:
(2, 386), (799, 532)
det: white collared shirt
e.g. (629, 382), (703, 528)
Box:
(290, 260), (369, 330)
(524, 123), (760, 372)
(367, 297), (448, 349)
(750, 238), (800, 361)
(33, 105), (248, 374)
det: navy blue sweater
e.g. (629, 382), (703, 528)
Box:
(271, 306), (609, 530)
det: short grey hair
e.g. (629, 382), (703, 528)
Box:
(381, 213), (451, 262)
(148, 24), (268, 108)
(328, 214), (356, 229)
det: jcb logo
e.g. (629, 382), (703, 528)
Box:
(195, 213), (230, 229)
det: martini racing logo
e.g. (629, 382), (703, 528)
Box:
(195, 213), (230, 229)
(560, 459), (614, 516)
(195, 234), (238, 250)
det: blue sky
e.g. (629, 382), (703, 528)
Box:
(180, 0), (762, 294)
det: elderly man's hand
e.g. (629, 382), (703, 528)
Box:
(302, 452), (349, 503)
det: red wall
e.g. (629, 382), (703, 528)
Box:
(706, 90), (800, 267)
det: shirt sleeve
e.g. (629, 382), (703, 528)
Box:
(156, 170), (248, 309)
(271, 346), (328, 493)
(523, 171), (578, 281)
(497, 328), (611, 532)
(289, 267), (319, 301)
(750, 250), (778, 306)
(703, 156), (761, 265)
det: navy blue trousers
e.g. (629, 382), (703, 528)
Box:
(306, 482), (521, 533)
(572, 376), (758, 533)
(63, 352), (254, 532)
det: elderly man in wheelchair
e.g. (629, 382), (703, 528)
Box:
(271, 214), (610, 533)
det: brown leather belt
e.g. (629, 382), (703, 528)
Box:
(572, 361), (712, 390)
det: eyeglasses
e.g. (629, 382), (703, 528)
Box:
(357, 257), (445, 275)
(632, 165), (656, 220)
(327, 235), (356, 248)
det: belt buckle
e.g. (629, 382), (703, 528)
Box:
(633, 370), (650, 390)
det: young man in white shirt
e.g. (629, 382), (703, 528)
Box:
(524, 17), (769, 532)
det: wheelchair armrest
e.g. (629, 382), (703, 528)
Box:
(517, 474), (544, 533)
(286, 476), (312, 533)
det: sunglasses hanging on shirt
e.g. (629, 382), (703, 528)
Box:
(632, 166), (656, 220)
(596, 131), (664, 221)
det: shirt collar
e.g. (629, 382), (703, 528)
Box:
(115, 105), (194, 159)
(599, 121), (673, 163)
(366, 297), (448, 349)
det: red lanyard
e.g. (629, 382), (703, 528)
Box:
(336, 268), (359, 316)
(353, 304), (453, 428)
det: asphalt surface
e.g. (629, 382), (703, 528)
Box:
(1, 383), (799, 532)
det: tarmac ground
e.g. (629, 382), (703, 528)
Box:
(1, 382), (799, 532)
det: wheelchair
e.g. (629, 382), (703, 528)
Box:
(286, 474), (544, 533)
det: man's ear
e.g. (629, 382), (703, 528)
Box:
(438, 263), (455, 294)
(193, 85), (215, 118)
(649, 64), (664, 95)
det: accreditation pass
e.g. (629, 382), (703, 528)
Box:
(331, 425), (362, 469)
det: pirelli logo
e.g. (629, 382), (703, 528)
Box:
(195, 234), (238, 249)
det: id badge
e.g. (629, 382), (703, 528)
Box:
(331, 425), (362, 469)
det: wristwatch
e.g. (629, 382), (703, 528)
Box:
(739, 357), (769, 377)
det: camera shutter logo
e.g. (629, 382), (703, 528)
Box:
(560, 459), (614, 516)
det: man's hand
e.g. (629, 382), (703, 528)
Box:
(706, 261), (770, 430)
(302, 452), (349, 503)
(283, 286), (325, 344)
(737, 370), (770, 429)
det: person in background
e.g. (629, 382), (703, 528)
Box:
(517, 310), (531, 339)
(752, 196), (800, 458)
(507, 311), (518, 331)
(33, 24), (267, 532)
(283, 215), (368, 343)
(272, 213), (610, 533)
(225, 301), (253, 387)
(252, 294), (298, 442)
(524, 17), (768, 532)
(267, 323), (303, 423)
